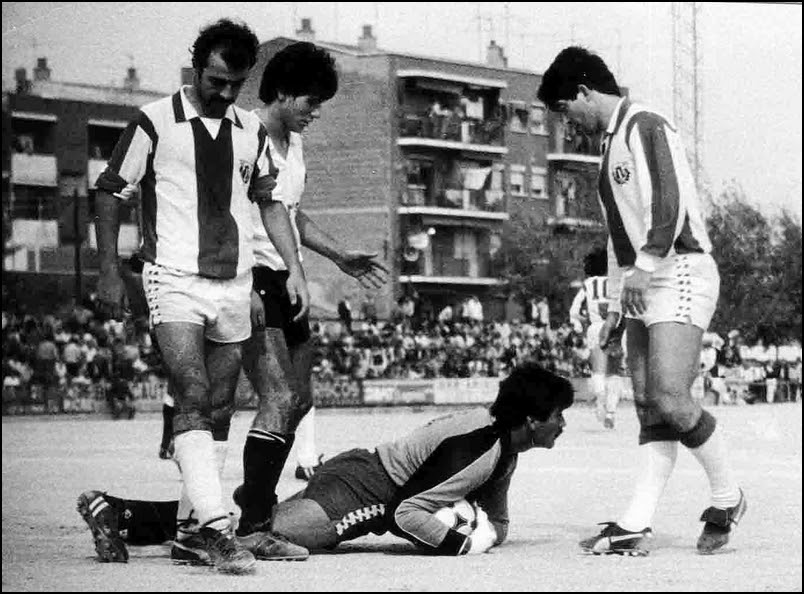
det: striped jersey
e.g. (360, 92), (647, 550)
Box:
(569, 276), (610, 328)
(376, 407), (516, 555)
(598, 98), (712, 310)
(251, 130), (305, 270)
(96, 87), (277, 279)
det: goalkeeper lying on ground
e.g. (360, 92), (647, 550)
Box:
(77, 362), (573, 562)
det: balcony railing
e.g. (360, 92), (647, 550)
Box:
(547, 123), (603, 163)
(11, 153), (58, 186)
(401, 185), (506, 215)
(398, 113), (505, 147)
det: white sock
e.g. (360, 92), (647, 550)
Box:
(605, 376), (620, 414)
(618, 441), (678, 532)
(687, 426), (741, 509)
(173, 430), (228, 529)
(214, 440), (227, 478)
(591, 374), (606, 421)
(295, 407), (319, 467)
(175, 484), (195, 541)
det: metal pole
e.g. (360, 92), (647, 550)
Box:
(73, 189), (82, 303)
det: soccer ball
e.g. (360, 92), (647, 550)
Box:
(434, 499), (477, 536)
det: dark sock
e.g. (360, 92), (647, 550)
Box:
(105, 494), (179, 545)
(160, 404), (175, 449)
(238, 430), (295, 534)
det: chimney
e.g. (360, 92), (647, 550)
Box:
(33, 57), (51, 81)
(296, 18), (315, 41)
(486, 40), (507, 68)
(358, 24), (377, 53)
(123, 67), (140, 92)
(15, 68), (31, 94)
(181, 66), (194, 86)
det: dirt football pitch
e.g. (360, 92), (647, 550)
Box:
(3, 400), (801, 591)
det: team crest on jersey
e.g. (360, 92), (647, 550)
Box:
(239, 160), (253, 185)
(612, 162), (632, 185)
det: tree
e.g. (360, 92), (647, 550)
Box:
(706, 182), (802, 343)
(494, 214), (605, 322)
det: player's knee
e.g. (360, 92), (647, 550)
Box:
(590, 373), (606, 397)
(272, 499), (338, 550)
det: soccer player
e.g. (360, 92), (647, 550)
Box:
(77, 363), (573, 560)
(568, 247), (624, 429)
(538, 46), (745, 556)
(235, 41), (388, 547)
(89, 19), (309, 575)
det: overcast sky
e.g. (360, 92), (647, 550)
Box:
(3, 2), (801, 220)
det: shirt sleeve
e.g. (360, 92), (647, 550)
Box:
(95, 111), (156, 201)
(568, 288), (586, 325)
(392, 442), (500, 556)
(628, 113), (685, 273)
(249, 123), (279, 206)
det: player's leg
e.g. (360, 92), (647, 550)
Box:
(648, 322), (743, 554)
(581, 320), (676, 556)
(586, 323), (607, 424)
(273, 448), (396, 550)
(294, 405), (322, 480)
(290, 339), (322, 480)
(77, 490), (179, 557)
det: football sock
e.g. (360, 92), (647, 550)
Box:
(618, 440), (678, 532)
(105, 494), (179, 545)
(605, 376), (621, 414)
(238, 429), (295, 534)
(687, 425), (741, 509)
(173, 430), (227, 529)
(295, 407), (318, 468)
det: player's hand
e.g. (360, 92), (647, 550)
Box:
(599, 312), (625, 350)
(285, 267), (310, 322)
(250, 289), (265, 329)
(97, 268), (128, 320)
(621, 267), (651, 317)
(335, 251), (389, 290)
(466, 507), (496, 555)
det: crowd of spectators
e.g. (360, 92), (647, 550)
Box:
(2, 296), (801, 409)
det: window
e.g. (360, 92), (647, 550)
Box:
(530, 167), (547, 199)
(529, 104), (547, 135)
(509, 172), (525, 196)
(507, 103), (528, 133)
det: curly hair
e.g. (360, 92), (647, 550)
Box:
(583, 246), (608, 277)
(259, 42), (338, 104)
(537, 46), (621, 111)
(490, 362), (574, 429)
(191, 18), (259, 72)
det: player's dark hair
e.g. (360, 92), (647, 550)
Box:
(259, 42), (338, 104)
(537, 46), (621, 111)
(490, 362), (574, 429)
(583, 246), (608, 277)
(191, 18), (259, 72)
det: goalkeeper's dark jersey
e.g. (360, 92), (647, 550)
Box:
(377, 408), (517, 555)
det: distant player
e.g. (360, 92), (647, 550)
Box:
(77, 362), (573, 560)
(569, 247), (625, 429)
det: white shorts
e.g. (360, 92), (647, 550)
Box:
(143, 263), (252, 343)
(626, 253), (719, 331)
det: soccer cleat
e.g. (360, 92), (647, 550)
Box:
(76, 490), (129, 563)
(697, 489), (747, 554)
(580, 522), (653, 556)
(237, 528), (309, 561)
(603, 414), (615, 429)
(171, 532), (211, 566)
(199, 523), (257, 575)
(294, 454), (324, 481)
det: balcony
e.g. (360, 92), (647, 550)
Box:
(400, 185), (507, 221)
(11, 153), (58, 186)
(546, 122), (602, 164)
(11, 219), (59, 248)
(398, 113), (507, 155)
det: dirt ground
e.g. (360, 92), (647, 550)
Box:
(2, 401), (801, 592)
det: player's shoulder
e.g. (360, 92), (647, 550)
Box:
(235, 105), (264, 132)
